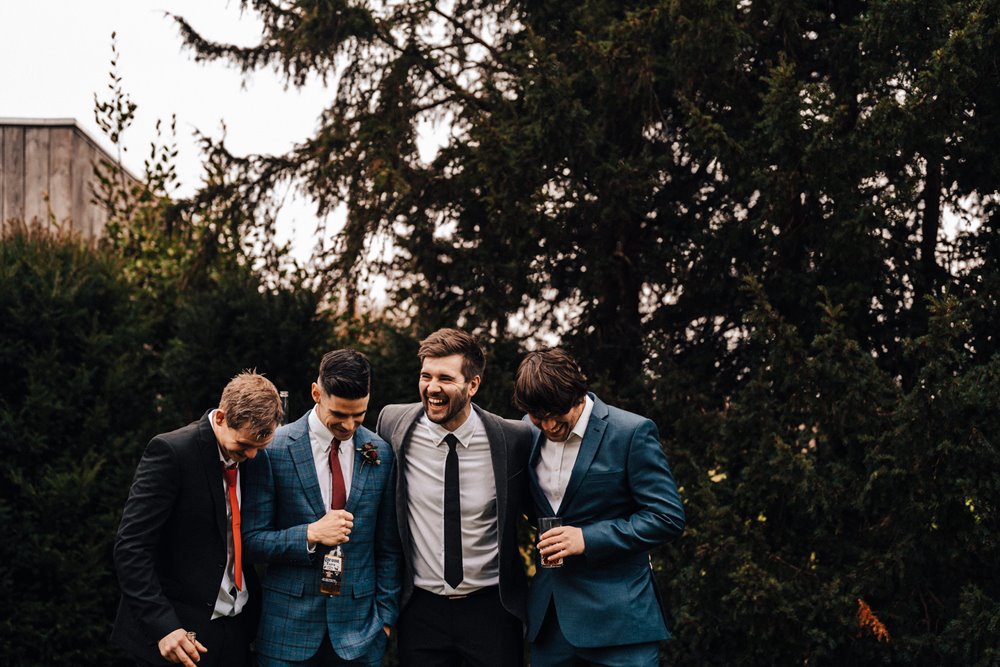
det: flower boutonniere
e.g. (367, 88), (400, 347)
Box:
(357, 442), (381, 467)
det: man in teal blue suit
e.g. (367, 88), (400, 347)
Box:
(513, 348), (685, 667)
(241, 350), (401, 666)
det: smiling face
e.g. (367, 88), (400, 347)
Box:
(419, 353), (480, 432)
(311, 383), (370, 441)
(528, 399), (586, 443)
(212, 409), (273, 463)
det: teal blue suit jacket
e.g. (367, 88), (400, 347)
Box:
(241, 413), (401, 661)
(526, 393), (685, 648)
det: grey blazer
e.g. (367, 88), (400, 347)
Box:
(376, 402), (533, 623)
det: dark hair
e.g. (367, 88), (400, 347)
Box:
(513, 348), (588, 416)
(220, 371), (283, 440)
(418, 328), (486, 382)
(318, 349), (372, 399)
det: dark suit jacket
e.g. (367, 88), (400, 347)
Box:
(525, 393), (685, 648)
(376, 403), (533, 623)
(111, 412), (260, 664)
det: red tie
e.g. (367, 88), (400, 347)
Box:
(223, 466), (243, 591)
(329, 438), (346, 510)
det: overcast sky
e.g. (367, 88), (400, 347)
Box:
(0, 1), (340, 260)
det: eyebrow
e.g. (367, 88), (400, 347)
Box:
(328, 409), (368, 418)
(422, 372), (457, 381)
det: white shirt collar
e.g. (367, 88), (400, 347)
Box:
(308, 405), (337, 451)
(424, 404), (483, 449)
(210, 409), (239, 468)
(548, 394), (594, 447)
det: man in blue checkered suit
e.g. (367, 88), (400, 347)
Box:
(242, 350), (402, 666)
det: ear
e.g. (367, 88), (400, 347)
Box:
(213, 408), (227, 427)
(467, 374), (481, 398)
(311, 382), (322, 404)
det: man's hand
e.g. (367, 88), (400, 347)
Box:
(158, 628), (206, 666)
(384, 624), (391, 637)
(307, 509), (354, 546)
(538, 525), (585, 562)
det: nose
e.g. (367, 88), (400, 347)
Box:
(245, 448), (259, 460)
(540, 418), (559, 431)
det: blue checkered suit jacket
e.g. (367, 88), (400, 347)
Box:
(241, 412), (402, 662)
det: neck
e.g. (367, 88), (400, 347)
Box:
(441, 403), (473, 432)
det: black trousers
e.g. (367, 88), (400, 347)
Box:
(397, 586), (523, 667)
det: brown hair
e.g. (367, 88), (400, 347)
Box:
(513, 348), (588, 416)
(220, 370), (283, 441)
(418, 328), (486, 382)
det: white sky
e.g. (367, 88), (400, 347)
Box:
(0, 0), (339, 261)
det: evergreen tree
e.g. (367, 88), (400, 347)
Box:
(174, 2), (1000, 663)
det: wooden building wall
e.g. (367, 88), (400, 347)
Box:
(0, 119), (137, 239)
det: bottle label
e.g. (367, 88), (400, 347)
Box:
(320, 547), (344, 596)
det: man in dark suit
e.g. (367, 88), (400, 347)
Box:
(376, 328), (533, 666)
(241, 349), (401, 666)
(513, 348), (685, 667)
(113, 371), (284, 667)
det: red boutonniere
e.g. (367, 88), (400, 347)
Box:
(357, 442), (381, 467)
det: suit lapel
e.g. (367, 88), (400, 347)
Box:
(346, 430), (374, 513)
(197, 412), (228, 541)
(526, 425), (556, 517)
(476, 405), (508, 535)
(559, 394), (608, 512)
(288, 415), (327, 518)
(391, 404), (425, 565)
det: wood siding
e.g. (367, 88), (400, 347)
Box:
(1, 120), (137, 239)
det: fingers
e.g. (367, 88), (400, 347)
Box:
(538, 526), (564, 547)
(313, 510), (355, 545)
(537, 525), (585, 558)
(325, 510), (354, 529)
(158, 629), (201, 666)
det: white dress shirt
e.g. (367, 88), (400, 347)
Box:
(405, 407), (499, 595)
(210, 409), (249, 619)
(308, 406), (356, 509)
(535, 395), (594, 514)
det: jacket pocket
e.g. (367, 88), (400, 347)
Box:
(262, 576), (305, 598)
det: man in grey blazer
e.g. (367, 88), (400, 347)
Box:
(376, 328), (533, 666)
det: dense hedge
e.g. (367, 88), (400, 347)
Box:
(0, 225), (154, 664)
(0, 224), (330, 665)
(6, 222), (1000, 665)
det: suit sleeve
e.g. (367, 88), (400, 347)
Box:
(113, 436), (183, 642)
(374, 406), (394, 443)
(519, 420), (540, 523)
(580, 420), (685, 563)
(241, 448), (314, 565)
(373, 445), (403, 627)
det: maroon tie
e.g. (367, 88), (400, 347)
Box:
(329, 438), (346, 510)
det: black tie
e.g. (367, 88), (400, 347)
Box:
(443, 433), (463, 589)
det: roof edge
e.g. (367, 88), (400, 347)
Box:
(1, 117), (141, 184)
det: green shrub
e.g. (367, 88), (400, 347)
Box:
(0, 223), (154, 665)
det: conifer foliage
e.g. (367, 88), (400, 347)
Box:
(174, 1), (1000, 663)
